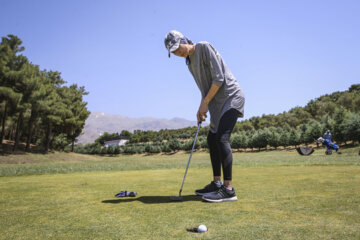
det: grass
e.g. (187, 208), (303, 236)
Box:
(0, 147), (359, 239)
(0, 146), (359, 177)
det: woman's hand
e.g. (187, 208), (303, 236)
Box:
(197, 99), (208, 123)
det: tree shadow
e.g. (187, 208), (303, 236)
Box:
(0, 141), (52, 155)
(102, 195), (203, 204)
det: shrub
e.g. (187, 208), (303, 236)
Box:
(168, 138), (180, 152)
(100, 147), (107, 155)
(279, 131), (290, 148)
(52, 134), (71, 151)
(182, 140), (200, 151)
(145, 144), (151, 153)
(90, 145), (101, 155)
(135, 146), (145, 154)
(149, 145), (161, 154)
(342, 112), (360, 144)
(304, 119), (323, 144)
(288, 129), (301, 147)
(123, 146), (136, 154)
(113, 146), (120, 154)
(107, 146), (115, 155)
(268, 128), (281, 149)
(231, 133), (248, 150)
(179, 133), (190, 139)
(200, 138), (208, 149)
(251, 129), (271, 150)
(161, 143), (172, 153)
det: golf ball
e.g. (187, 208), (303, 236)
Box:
(198, 224), (207, 233)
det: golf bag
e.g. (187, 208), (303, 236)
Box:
(322, 139), (339, 151)
(316, 137), (341, 154)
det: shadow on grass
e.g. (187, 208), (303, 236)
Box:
(102, 195), (202, 204)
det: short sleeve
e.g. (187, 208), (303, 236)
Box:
(202, 43), (224, 86)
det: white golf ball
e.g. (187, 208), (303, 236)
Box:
(198, 224), (207, 233)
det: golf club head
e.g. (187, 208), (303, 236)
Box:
(170, 196), (183, 201)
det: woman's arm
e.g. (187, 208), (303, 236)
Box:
(204, 83), (220, 104)
(197, 83), (220, 122)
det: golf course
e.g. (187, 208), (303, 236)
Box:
(1, 1), (360, 239)
(1, 148), (359, 239)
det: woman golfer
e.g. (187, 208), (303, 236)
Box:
(164, 30), (245, 202)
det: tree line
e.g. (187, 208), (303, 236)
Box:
(99, 84), (360, 145)
(74, 84), (360, 155)
(74, 110), (360, 155)
(0, 35), (90, 153)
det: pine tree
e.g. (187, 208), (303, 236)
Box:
(0, 35), (25, 145)
(60, 84), (90, 152)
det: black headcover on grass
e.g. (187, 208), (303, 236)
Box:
(296, 146), (314, 156)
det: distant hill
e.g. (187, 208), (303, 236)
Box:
(77, 112), (197, 143)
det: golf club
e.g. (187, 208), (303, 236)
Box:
(170, 121), (202, 201)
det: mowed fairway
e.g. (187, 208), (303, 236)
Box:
(0, 149), (360, 239)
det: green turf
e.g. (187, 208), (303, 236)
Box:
(0, 148), (359, 239)
(1, 147), (359, 177)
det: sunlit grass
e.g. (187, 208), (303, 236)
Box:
(0, 146), (359, 177)
(0, 164), (359, 239)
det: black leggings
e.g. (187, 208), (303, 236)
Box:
(207, 108), (239, 181)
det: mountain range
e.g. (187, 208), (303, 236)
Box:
(77, 112), (198, 144)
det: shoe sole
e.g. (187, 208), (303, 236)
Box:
(202, 195), (238, 203)
(195, 191), (218, 196)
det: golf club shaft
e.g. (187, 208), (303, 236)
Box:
(179, 122), (201, 196)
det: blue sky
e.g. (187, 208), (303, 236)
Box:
(1, 0), (359, 124)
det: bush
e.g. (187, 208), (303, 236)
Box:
(73, 144), (87, 154)
(279, 131), (290, 148)
(161, 143), (172, 153)
(268, 128), (281, 149)
(90, 145), (101, 155)
(342, 112), (360, 144)
(168, 138), (180, 152)
(182, 140), (200, 151)
(155, 136), (163, 142)
(231, 132), (248, 150)
(135, 146), (145, 154)
(179, 133), (190, 139)
(304, 119), (323, 144)
(100, 147), (107, 155)
(200, 138), (208, 149)
(52, 134), (71, 151)
(107, 146), (116, 155)
(288, 129), (301, 147)
(123, 146), (136, 154)
(251, 129), (271, 150)
(145, 144), (151, 153)
(149, 145), (161, 154)
(332, 107), (348, 143)
(181, 141), (191, 151)
(113, 146), (120, 154)
(64, 145), (72, 153)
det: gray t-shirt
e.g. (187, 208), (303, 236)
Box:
(188, 41), (245, 133)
